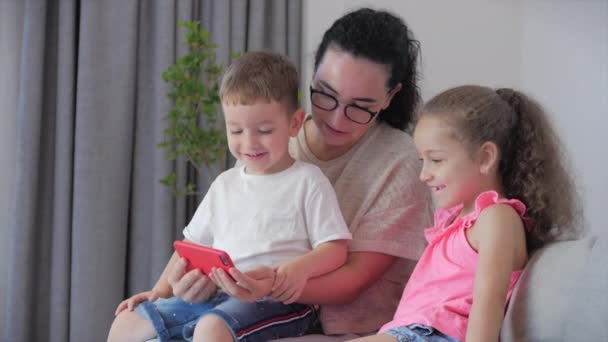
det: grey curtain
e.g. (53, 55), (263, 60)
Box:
(2, 1), (302, 341)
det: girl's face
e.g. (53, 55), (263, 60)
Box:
(310, 48), (397, 154)
(414, 115), (485, 213)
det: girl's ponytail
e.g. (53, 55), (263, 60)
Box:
(496, 89), (581, 251)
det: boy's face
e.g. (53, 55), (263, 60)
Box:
(224, 100), (303, 175)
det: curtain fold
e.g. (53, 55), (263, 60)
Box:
(3, 1), (301, 341)
(49, 3), (78, 341)
(0, 0), (23, 336)
(70, 1), (140, 339)
(6, 0), (64, 340)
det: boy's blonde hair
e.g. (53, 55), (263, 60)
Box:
(220, 51), (299, 113)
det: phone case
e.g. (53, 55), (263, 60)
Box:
(173, 240), (235, 276)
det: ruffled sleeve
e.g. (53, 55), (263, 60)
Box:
(425, 191), (530, 243)
(459, 191), (529, 230)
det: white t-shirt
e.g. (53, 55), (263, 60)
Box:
(183, 160), (352, 272)
(289, 118), (433, 335)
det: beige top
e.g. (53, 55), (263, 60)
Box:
(289, 117), (432, 335)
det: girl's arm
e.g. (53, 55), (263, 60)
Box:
(466, 204), (527, 342)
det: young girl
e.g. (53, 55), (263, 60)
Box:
(350, 85), (580, 342)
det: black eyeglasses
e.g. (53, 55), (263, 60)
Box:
(309, 87), (382, 125)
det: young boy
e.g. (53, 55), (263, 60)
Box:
(108, 51), (352, 342)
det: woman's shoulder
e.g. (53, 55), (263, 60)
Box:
(364, 122), (417, 157)
(355, 122), (419, 173)
(372, 121), (415, 142)
(341, 123), (427, 203)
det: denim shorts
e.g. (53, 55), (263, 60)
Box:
(384, 324), (460, 342)
(135, 292), (318, 342)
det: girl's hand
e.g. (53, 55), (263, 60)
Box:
(114, 290), (160, 316)
(209, 265), (275, 302)
(168, 257), (217, 303)
(270, 262), (309, 304)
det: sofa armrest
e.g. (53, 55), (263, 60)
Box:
(501, 235), (608, 341)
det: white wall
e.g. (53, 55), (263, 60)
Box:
(521, 0), (608, 235)
(303, 0), (608, 235)
(302, 0), (523, 104)
(0, 0), (23, 329)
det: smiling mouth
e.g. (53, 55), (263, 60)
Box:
(324, 123), (347, 134)
(245, 152), (266, 159)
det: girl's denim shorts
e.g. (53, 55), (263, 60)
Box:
(384, 324), (460, 342)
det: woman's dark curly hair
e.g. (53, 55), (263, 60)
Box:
(421, 85), (583, 252)
(314, 8), (421, 131)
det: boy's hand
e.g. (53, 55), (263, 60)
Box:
(114, 290), (160, 316)
(168, 257), (217, 303)
(270, 261), (309, 304)
(210, 266), (275, 302)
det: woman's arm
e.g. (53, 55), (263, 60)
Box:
(466, 205), (527, 342)
(296, 251), (397, 305)
(212, 251), (396, 305)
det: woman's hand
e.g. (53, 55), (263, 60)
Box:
(114, 290), (161, 316)
(209, 265), (276, 302)
(167, 257), (217, 303)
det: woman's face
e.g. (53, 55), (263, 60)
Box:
(310, 48), (395, 150)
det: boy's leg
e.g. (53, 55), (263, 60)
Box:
(108, 310), (157, 342)
(111, 296), (218, 341)
(193, 314), (234, 342)
(190, 295), (317, 342)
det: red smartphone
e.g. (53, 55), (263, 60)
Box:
(173, 240), (235, 277)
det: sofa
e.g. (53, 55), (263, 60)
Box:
(499, 234), (607, 341)
(153, 234), (607, 341)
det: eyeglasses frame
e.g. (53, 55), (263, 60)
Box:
(309, 86), (392, 125)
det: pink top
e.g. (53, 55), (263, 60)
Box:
(380, 191), (528, 341)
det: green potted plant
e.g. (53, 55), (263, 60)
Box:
(159, 21), (228, 195)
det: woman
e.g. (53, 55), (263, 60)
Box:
(215, 8), (432, 339)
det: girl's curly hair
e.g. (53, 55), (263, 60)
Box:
(421, 85), (582, 252)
